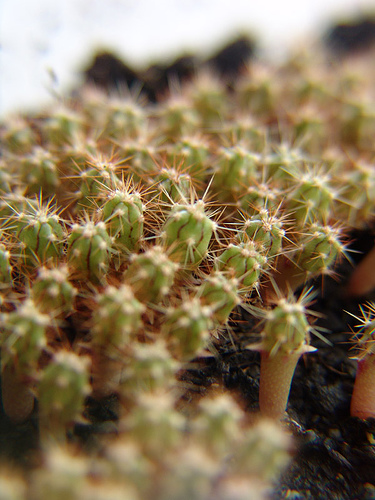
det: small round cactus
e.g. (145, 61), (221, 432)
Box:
(247, 288), (317, 419)
(102, 185), (144, 254)
(38, 351), (91, 441)
(9, 197), (65, 267)
(31, 265), (77, 317)
(213, 144), (259, 201)
(192, 394), (243, 455)
(159, 199), (217, 268)
(124, 245), (179, 304)
(215, 239), (267, 291)
(1, 298), (49, 422)
(240, 207), (286, 258)
(90, 284), (145, 396)
(121, 340), (179, 396)
(163, 296), (214, 361)
(285, 169), (337, 226)
(67, 216), (113, 283)
(123, 390), (185, 456)
(20, 146), (60, 196)
(198, 270), (242, 324)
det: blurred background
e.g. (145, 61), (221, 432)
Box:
(1, 0), (375, 118)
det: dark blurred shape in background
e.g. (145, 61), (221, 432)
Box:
(83, 35), (255, 101)
(325, 15), (375, 56)
(83, 51), (156, 100)
(206, 35), (254, 78)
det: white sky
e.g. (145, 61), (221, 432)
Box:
(1, 0), (374, 117)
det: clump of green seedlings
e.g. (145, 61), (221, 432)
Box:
(1, 43), (375, 500)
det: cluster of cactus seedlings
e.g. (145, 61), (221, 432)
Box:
(1, 43), (375, 499)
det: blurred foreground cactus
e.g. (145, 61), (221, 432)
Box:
(1, 42), (375, 499)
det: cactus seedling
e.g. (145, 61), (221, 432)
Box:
(246, 288), (318, 419)
(198, 270), (241, 324)
(215, 239), (267, 291)
(38, 351), (91, 442)
(266, 222), (347, 300)
(102, 183), (145, 254)
(31, 265), (77, 317)
(1, 298), (49, 422)
(163, 295), (214, 361)
(347, 302), (375, 419)
(159, 197), (217, 268)
(124, 246), (179, 304)
(239, 207), (286, 258)
(91, 284), (145, 397)
(67, 215), (113, 284)
(8, 196), (65, 267)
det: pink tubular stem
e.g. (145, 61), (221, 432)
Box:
(350, 355), (375, 419)
(259, 350), (301, 419)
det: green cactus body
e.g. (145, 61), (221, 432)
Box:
(67, 219), (112, 283)
(190, 73), (226, 125)
(20, 147), (60, 196)
(16, 216), (64, 266)
(171, 136), (210, 181)
(250, 291), (316, 418)
(265, 144), (305, 182)
(1, 298), (48, 371)
(214, 146), (259, 200)
(31, 266), (77, 316)
(77, 158), (120, 211)
(193, 395), (242, 455)
(297, 223), (344, 276)
(156, 167), (192, 204)
(342, 161), (375, 226)
(1, 116), (36, 153)
(11, 201), (65, 266)
(163, 296), (213, 360)
(103, 99), (146, 140)
(261, 298), (311, 357)
(1, 298), (49, 422)
(160, 200), (216, 267)
(92, 284), (144, 350)
(241, 182), (282, 214)
(125, 391), (185, 455)
(159, 98), (199, 137)
(287, 172), (336, 225)
(121, 340), (178, 395)
(119, 141), (157, 181)
(0, 159), (13, 194)
(90, 283), (146, 397)
(124, 246), (178, 303)
(241, 209), (285, 257)
(38, 351), (90, 438)
(198, 271), (241, 324)
(42, 107), (83, 147)
(216, 241), (267, 289)
(102, 190), (144, 253)
(0, 192), (39, 220)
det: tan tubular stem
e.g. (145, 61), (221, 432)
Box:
(1, 364), (34, 423)
(259, 351), (301, 419)
(350, 356), (375, 419)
